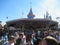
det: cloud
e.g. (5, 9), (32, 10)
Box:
(34, 0), (60, 23)
(42, 0), (60, 23)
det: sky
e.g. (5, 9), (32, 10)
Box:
(0, 0), (60, 25)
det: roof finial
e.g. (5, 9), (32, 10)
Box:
(44, 14), (45, 19)
(21, 9), (24, 18)
(30, 0), (32, 8)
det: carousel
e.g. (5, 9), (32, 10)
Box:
(6, 8), (58, 31)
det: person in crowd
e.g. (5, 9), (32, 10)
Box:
(15, 33), (23, 45)
(58, 42), (60, 45)
(42, 36), (59, 45)
(27, 35), (34, 45)
(47, 30), (56, 38)
(32, 33), (37, 45)
(14, 32), (19, 40)
(15, 38), (22, 45)
(37, 31), (41, 37)
(0, 36), (5, 45)
(48, 30), (54, 36)
(43, 31), (48, 38)
(23, 33), (26, 45)
(5, 35), (15, 45)
(59, 33), (60, 42)
(55, 31), (60, 42)
(36, 37), (42, 45)
(3, 33), (8, 44)
(0, 31), (7, 45)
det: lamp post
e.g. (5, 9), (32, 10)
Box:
(0, 21), (2, 30)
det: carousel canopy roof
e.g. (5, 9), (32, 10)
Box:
(6, 18), (58, 29)
(6, 18), (58, 25)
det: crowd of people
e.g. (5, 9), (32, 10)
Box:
(0, 30), (60, 45)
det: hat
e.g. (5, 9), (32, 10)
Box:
(8, 35), (15, 41)
(45, 36), (58, 42)
(44, 36), (58, 45)
(10, 35), (15, 38)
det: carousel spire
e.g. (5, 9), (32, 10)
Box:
(27, 0), (35, 19)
